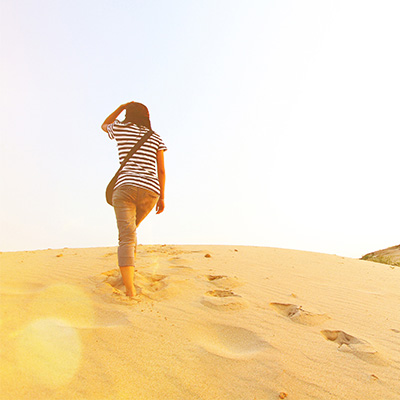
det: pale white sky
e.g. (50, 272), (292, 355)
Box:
(1, 0), (399, 257)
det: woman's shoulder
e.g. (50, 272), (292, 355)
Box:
(150, 130), (163, 141)
(150, 131), (167, 150)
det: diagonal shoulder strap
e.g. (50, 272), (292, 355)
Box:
(113, 128), (153, 178)
(106, 127), (154, 205)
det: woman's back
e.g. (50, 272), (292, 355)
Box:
(107, 121), (167, 195)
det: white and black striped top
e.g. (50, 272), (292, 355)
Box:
(107, 120), (167, 195)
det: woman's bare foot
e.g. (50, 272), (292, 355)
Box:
(125, 286), (137, 298)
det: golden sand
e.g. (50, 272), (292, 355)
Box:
(1, 245), (399, 399)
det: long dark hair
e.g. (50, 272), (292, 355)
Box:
(123, 102), (152, 129)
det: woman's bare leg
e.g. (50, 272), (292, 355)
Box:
(113, 186), (158, 298)
(120, 266), (136, 297)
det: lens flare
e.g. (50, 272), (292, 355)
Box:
(16, 318), (81, 387)
(31, 284), (94, 328)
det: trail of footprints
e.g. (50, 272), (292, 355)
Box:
(269, 302), (382, 361)
(93, 268), (171, 302)
(94, 248), (383, 362)
(94, 249), (249, 309)
(201, 274), (249, 311)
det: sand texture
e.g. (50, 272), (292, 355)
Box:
(1, 245), (399, 400)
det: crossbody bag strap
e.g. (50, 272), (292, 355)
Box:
(112, 128), (154, 179)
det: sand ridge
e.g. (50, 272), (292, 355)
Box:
(1, 245), (400, 399)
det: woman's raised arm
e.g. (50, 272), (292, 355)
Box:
(101, 103), (132, 132)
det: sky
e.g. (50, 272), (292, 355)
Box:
(1, 0), (399, 258)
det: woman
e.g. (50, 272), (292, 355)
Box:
(101, 101), (167, 297)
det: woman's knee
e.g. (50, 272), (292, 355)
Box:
(118, 225), (136, 245)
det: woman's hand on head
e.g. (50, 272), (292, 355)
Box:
(121, 101), (135, 108)
(156, 198), (165, 214)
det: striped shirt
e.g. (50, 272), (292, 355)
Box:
(107, 120), (167, 195)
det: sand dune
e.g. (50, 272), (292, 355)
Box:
(1, 245), (399, 399)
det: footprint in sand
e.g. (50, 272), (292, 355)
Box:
(93, 269), (170, 301)
(270, 303), (330, 326)
(189, 323), (269, 359)
(103, 252), (117, 258)
(168, 265), (194, 273)
(206, 289), (240, 297)
(201, 289), (249, 311)
(321, 330), (375, 352)
(201, 275), (247, 311)
(92, 269), (124, 296)
(169, 257), (191, 265)
(320, 329), (388, 365)
(166, 256), (195, 274)
(206, 274), (243, 289)
(135, 272), (169, 299)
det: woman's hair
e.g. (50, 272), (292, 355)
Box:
(123, 102), (152, 129)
